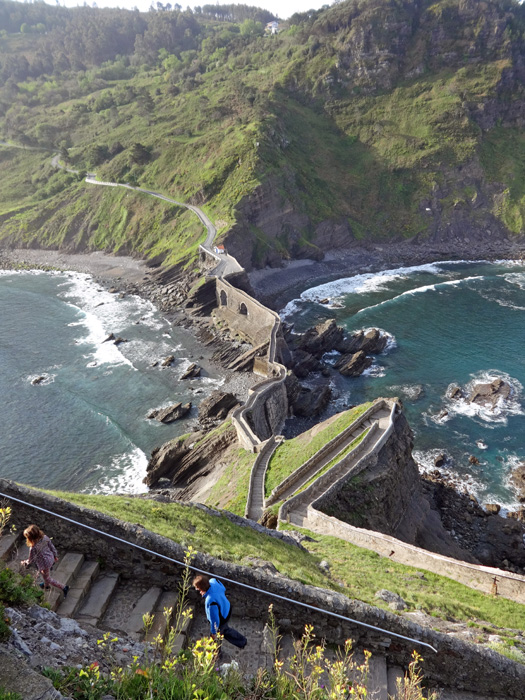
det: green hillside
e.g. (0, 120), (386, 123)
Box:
(1, 0), (524, 272)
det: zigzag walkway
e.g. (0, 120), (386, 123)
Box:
(283, 408), (392, 529)
(246, 402), (391, 523)
(279, 408), (391, 508)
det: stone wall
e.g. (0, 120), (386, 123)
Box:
(2, 479), (525, 697)
(215, 278), (275, 347)
(214, 277), (288, 450)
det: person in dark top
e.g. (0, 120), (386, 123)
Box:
(193, 574), (247, 649)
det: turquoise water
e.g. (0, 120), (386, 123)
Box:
(282, 260), (525, 509)
(0, 270), (223, 494)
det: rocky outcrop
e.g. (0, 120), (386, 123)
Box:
(291, 349), (321, 378)
(198, 391), (240, 428)
(180, 363), (201, 379)
(510, 463), (525, 503)
(342, 329), (388, 355)
(285, 372), (332, 418)
(297, 319), (345, 357)
(423, 470), (525, 573)
(467, 377), (512, 408)
(147, 402), (192, 424)
(318, 410), (478, 563)
(144, 437), (189, 487)
(334, 350), (372, 377)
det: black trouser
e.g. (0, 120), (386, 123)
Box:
(214, 604), (247, 649)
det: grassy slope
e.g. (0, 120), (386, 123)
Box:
(1, 0), (524, 269)
(46, 488), (525, 632)
(265, 403), (372, 498)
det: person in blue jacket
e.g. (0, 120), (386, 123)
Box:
(193, 574), (247, 649)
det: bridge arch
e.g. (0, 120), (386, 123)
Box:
(220, 290), (228, 306)
(239, 302), (248, 315)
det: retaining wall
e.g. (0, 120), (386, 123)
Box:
(266, 400), (390, 506)
(2, 479), (525, 697)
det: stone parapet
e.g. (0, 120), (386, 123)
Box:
(1, 479), (525, 697)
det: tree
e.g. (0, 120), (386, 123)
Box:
(129, 142), (151, 165)
(240, 18), (263, 37)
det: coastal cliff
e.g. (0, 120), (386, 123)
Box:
(1, 0), (525, 272)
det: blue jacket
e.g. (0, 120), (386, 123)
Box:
(204, 578), (231, 635)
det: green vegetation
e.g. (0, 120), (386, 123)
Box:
(295, 428), (369, 496)
(43, 489), (525, 631)
(42, 612), (434, 700)
(280, 524), (525, 631)
(1, 0), (524, 270)
(265, 403), (372, 498)
(206, 447), (256, 515)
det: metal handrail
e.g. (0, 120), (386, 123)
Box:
(0, 489), (437, 653)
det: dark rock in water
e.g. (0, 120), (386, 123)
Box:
(434, 453), (447, 468)
(509, 462), (525, 503)
(147, 402), (192, 423)
(198, 391), (239, 425)
(102, 333), (115, 343)
(447, 384), (464, 400)
(180, 363), (201, 379)
(341, 328), (388, 355)
(319, 298), (330, 305)
(31, 376), (46, 385)
(113, 336), (127, 346)
(334, 350), (372, 377)
(161, 355), (176, 367)
(469, 455), (480, 465)
(298, 319), (345, 358)
(467, 377), (511, 408)
(151, 361), (159, 367)
(292, 349), (320, 378)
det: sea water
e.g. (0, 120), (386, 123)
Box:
(282, 260), (525, 510)
(0, 270), (224, 494)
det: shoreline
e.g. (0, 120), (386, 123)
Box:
(0, 246), (259, 412)
(248, 239), (525, 309)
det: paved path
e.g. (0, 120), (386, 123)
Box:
(50, 157), (242, 277)
(245, 440), (279, 521)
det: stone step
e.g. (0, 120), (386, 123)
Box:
(387, 665), (404, 699)
(45, 552), (85, 612)
(7, 543), (30, 573)
(0, 533), (20, 561)
(144, 590), (179, 643)
(121, 585), (164, 639)
(365, 654), (388, 700)
(57, 560), (100, 618)
(76, 572), (120, 626)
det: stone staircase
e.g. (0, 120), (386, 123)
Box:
(1, 534), (187, 648)
(0, 531), (505, 699)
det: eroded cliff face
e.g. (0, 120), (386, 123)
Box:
(222, 0), (525, 271)
(316, 407), (525, 571)
(318, 410), (479, 562)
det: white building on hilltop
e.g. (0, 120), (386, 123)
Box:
(265, 21), (279, 34)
